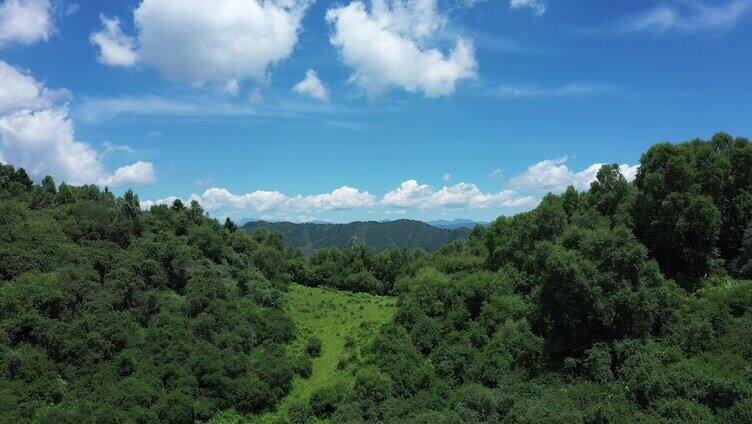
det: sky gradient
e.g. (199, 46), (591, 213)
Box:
(0, 0), (750, 222)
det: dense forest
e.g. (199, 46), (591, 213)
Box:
(2, 132), (752, 423)
(242, 220), (470, 255)
(0, 169), (307, 422)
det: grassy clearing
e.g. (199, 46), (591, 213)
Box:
(210, 283), (397, 423)
(280, 284), (397, 406)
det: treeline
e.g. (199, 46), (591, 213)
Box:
(285, 133), (752, 423)
(0, 165), (313, 422)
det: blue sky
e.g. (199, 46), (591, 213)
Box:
(0, 0), (750, 222)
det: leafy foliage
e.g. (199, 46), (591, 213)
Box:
(0, 167), (299, 422)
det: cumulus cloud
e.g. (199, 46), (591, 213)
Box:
(618, 163), (640, 181)
(305, 186), (376, 210)
(0, 108), (107, 185)
(94, 0), (309, 87)
(0, 60), (156, 187)
(178, 185), (376, 214)
(200, 188), (289, 212)
(0, 0), (53, 46)
(0, 61), (68, 113)
(293, 69), (329, 101)
(90, 15), (138, 67)
(139, 195), (186, 210)
(143, 178), (536, 217)
(99, 161), (156, 187)
(382, 179), (536, 209)
(606, 0), (751, 35)
(326, 0), (477, 97)
(508, 156), (638, 192)
(510, 0), (545, 16)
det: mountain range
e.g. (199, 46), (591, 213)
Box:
(242, 219), (472, 254)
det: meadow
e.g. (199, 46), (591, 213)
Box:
(209, 284), (397, 423)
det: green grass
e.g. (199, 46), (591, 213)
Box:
(281, 284), (397, 406)
(209, 284), (397, 424)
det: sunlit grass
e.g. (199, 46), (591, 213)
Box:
(209, 283), (396, 423)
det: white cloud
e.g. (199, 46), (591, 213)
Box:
(293, 69), (329, 101)
(510, 0), (545, 16)
(201, 185), (376, 212)
(0, 61), (156, 187)
(144, 179), (535, 218)
(201, 187), (289, 212)
(99, 161), (156, 187)
(371, 0), (446, 40)
(381, 180), (432, 207)
(140, 195), (182, 210)
(381, 179), (536, 209)
(303, 186), (375, 210)
(508, 156), (638, 192)
(138, 157), (640, 219)
(496, 82), (614, 98)
(124, 0), (309, 85)
(90, 15), (138, 67)
(326, 0), (477, 97)
(443, 173), (451, 182)
(619, 163), (639, 181)
(0, 108), (107, 185)
(146, 130), (162, 138)
(0, 60), (68, 113)
(612, 0), (751, 34)
(489, 168), (502, 178)
(0, 0), (53, 46)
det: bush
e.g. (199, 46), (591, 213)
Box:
(286, 399), (313, 424)
(310, 383), (347, 418)
(292, 354), (313, 378)
(306, 336), (322, 357)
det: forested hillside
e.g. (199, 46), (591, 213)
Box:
(0, 167), (309, 422)
(270, 133), (752, 423)
(242, 220), (471, 254)
(2, 133), (752, 423)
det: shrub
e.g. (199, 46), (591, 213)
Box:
(310, 383), (347, 418)
(292, 354), (313, 378)
(306, 336), (322, 357)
